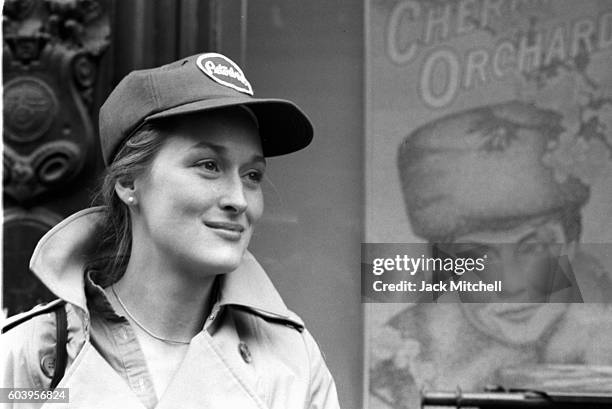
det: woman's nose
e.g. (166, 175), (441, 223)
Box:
(218, 174), (248, 214)
(493, 252), (530, 301)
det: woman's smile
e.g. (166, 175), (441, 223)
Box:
(494, 304), (540, 323)
(204, 220), (246, 241)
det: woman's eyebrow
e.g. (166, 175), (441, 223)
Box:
(517, 230), (545, 245)
(251, 155), (266, 166)
(190, 141), (266, 165)
(191, 141), (227, 153)
(454, 242), (497, 257)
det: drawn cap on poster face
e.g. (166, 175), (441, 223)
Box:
(99, 52), (313, 165)
(397, 101), (590, 241)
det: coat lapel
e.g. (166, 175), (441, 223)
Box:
(156, 332), (266, 409)
(41, 342), (146, 409)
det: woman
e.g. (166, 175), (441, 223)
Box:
(2, 53), (340, 409)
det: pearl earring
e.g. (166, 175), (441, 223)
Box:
(127, 196), (135, 205)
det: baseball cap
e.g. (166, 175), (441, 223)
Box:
(99, 52), (314, 164)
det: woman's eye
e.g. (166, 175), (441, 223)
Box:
(245, 170), (263, 183)
(196, 160), (219, 172)
(517, 241), (549, 255)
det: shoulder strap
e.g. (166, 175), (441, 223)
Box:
(1, 300), (68, 389)
(50, 304), (68, 389)
(1, 299), (66, 334)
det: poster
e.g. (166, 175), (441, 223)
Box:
(365, 1), (612, 408)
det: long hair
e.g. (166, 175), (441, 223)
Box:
(90, 123), (165, 281)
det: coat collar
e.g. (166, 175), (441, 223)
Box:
(30, 207), (303, 328)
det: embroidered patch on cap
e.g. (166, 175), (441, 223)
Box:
(196, 53), (254, 96)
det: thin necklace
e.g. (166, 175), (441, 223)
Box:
(111, 285), (190, 345)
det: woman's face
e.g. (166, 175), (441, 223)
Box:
(130, 108), (265, 276)
(452, 216), (570, 345)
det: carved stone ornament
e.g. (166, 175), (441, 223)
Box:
(4, 142), (82, 203)
(3, 0), (110, 204)
(4, 77), (59, 143)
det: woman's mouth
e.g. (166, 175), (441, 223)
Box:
(204, 221), (245, 241)
(493, 304), (540, 323)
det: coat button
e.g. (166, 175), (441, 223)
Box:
(40, 355), (56, 378)
(238, 342), (252, 364)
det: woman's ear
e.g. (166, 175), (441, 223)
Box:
(115, 178), (138, 206)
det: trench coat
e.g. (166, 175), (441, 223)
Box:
(1, 207), (340, 409)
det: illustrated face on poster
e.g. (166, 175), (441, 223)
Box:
(365, 1), (612, 408)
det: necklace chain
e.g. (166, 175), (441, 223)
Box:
(111, 285), (191, 345)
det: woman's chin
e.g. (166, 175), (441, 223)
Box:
(461, 304), (567, 346)
(191, 250), (245, 275)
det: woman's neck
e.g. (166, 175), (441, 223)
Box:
(111, 248), (217, 343)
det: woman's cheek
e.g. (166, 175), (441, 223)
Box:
(248, 190), (264, 223)
(174, 183), (218, 211)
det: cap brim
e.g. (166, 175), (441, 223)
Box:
(146, 96), (313, 157)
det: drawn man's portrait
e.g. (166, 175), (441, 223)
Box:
(365, 1), (612, 408)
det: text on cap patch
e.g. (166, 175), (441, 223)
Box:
(196, 53), (254, 96)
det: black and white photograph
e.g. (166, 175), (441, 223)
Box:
(2, 1), (612, 409)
